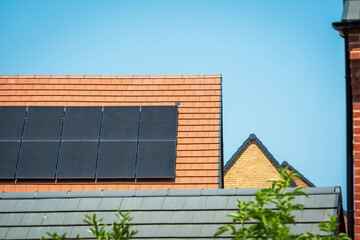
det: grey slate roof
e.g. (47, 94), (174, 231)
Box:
(0, 187), (344, 239)
(342, 0), (360, 21)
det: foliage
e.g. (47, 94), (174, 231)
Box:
(84, 211), (138, 240)
(214, 167), (350, 240)
(40, 211), (138, 240)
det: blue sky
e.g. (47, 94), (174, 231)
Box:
(0, 1), (347, 204)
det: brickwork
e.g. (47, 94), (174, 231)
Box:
(224, 141), (281, 188)
(0, 75), (222, 192)
(348, 28), (360, 239)
(284, 167), (312, 187)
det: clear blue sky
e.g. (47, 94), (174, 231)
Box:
(0, 0), (347, 204)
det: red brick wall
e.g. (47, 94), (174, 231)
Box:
(0, 75), (222, 191)
(348, 28), (360, 239)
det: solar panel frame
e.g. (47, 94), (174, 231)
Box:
(135, 140), (176, 178)
(61, 107), (102, 140)
(96, 141), (137, 179)
(0, 142), (21, 179)
(22, 106), (64, 140)
(101, 106), (140, 140)
(56, 141), (98, 179)
(139, 106), (178, 140)
(0, 106), (26, 140)
(16, 141), (59, 179)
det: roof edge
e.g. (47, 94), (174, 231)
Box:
(0, 187), (340, 199)
(0, 74), (222, 79)
(333, 21), (360, 37)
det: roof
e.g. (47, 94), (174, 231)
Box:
(0, 187), (344, 239)
(224, 133), (280, 173)
(342, 0), (360, 21)
(333, 0), (360, 36)
(0, 75), (222, 192)
(281, 161), (316, 187)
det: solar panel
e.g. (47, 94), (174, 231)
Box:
(62, 107), (102, 140)
(101, 106), (140, 140)
(56, 141), (98, 179)
(135, 141), (176, 178)
(139, 106), (178, 140)
(0, 142), (20, 179)
(0, 106), (26, 140)
(16, 141), (59, 179)
(96, 141), (137, 178)
(23, 107), (64, 140)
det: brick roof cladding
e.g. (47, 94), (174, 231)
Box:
(0, 75), (222, 192)
(0, 187), (345, 239)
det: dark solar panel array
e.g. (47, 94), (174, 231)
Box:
(57, 141), (98, 179)
(136, 141), (176, 178)
(16, 142), (59, 179)
(136, 106), (177, 178)
(0, 106), (178, 179)
(23, 106), (64, 140)
(139, 106), (178, 140)
(0, 107), (26, 179)
(62, 107), (102, 140)
(101, 106), (140, 140)
(0, 142), (21, 179)
(97, 141), (137, 178)
(0, 106), (26, 140)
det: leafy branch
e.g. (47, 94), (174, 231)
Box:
(215, 167), (350, 240)
(40, 211), (138, 240)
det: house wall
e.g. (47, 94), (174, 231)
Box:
(0, 75), (221, 191)
(284, 168), (312, 187)
(224, 141), (281, 188)
(349, 29), (360, 239)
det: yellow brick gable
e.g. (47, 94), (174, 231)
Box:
(224, 141), (281, 189)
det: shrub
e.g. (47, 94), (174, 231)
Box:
(214, 167), (350, 240)
(40, 211), (138, 240)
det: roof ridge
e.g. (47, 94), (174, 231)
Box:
(0, 187), (339, 199)
(0, 74), (222, 79)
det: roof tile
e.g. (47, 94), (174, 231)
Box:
(157, 225), (179, 237)
(35, 199), (60, 211)
(14, 200), (38, 212)
(120, 197), (143, 210)
(77, 198), (101, 211)
(0, 213), (23, 225)
(98, 198), (122, 210)
(42, 213), (66, 225)
(5, 227), (30, 239)
(170, 211), (194, 223)
(192, 211), (216, 223)
(179, 225), (202, 237)
(20, 213), (45, 226)
(141, 197), (164, 210)
(56, 199), (80, 211)
(205, 196), (229, 209)
(0, 228), (8, 239)
(301, 209), (326, 222)
(63, 212), (87, 225)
